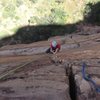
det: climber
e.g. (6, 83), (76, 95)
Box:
(46, 40), (61, 54)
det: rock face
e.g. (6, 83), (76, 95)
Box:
(0, 55), (71, 100)
(0, 31), (100, 100)
(72, 59), (100, 100)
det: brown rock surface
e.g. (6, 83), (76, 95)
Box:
(0, 54), (70, 100)
(0, 26), (100, 100)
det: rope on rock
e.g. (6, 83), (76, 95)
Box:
(82, 62), (100, 93)
(0, 54), (50, 81)
(0, 59), (34, 80)
(0, 53), (63, 81)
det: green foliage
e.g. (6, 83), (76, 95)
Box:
(29, 0), (38, 3)
(30, 8), (67, 25)
(49, 8), (67, 24)
(29, 0), (67, 25)
(0, 0), (100, 40)
(3, 4), (16, 18)
(84, 2), (100, 25)
(16, 0), (23, 7)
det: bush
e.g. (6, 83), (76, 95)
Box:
(84, 2), (100, 25)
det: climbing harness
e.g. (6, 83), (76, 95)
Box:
(82, 62), (100, 93)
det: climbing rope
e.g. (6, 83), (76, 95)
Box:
(0, 54), (51, 80)
(0, 52), (63, 81)
(0, 59), (34, 80)
(82, 62), (100, 93)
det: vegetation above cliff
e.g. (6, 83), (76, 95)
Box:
(0, 0), (100, 39)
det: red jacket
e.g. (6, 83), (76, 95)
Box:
(50, 43), (61, 50)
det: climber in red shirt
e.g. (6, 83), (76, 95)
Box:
(46, 40), (61, 54)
